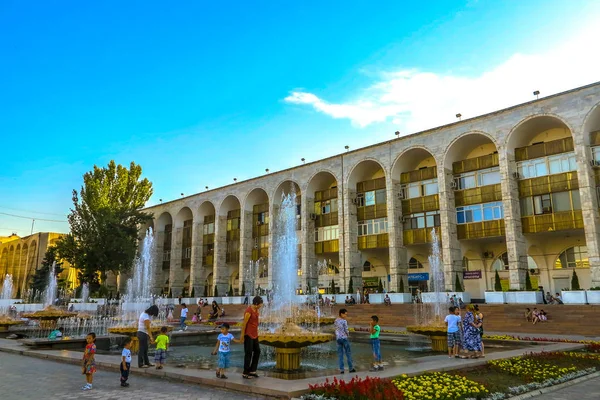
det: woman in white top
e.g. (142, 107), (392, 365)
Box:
(137, 305), (159, 368)
(180, 304), (188, 331)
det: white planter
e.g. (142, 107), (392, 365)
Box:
(69, 303), (99, 312)
(561, 290), (587, 304)
(14, 303), (44, 313)
(484, 292), (506, 304)
(335, 294), (353, 304)
(505, 291), (543, 304)
(387, 293), (413, 304)
(89, 298), (106, 305)
(369, 294), (384, 304)
(220, 296), (245, 305)
(421, 293), (447, 304)
(0, 299), (22, 307)
(449, 292), (471, 304)
(586, 290), (600, 305)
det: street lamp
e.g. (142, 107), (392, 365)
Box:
(344, 145), (349, 152)
(301, 158), (305, 164)
(456, 113), (462, 121)
(265, 168), (269, 173)
(395, 131), (400, 138)
(533, 90), (540, 99)
(205, 186), (208, 190)
(234, 178), (237, 182)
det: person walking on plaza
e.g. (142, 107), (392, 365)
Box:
(154, 326), (170, 369)
(369, 315), (382, 371)
(211, 322), (240, 379)
(81, 332), (97, 391)
(240, 296), (263, 379)
(444, 306), (462, 358)
(120, 338), (132, 387)
(335, 308), (356, 374)
(461, 304), (483, 358)
(137, 305), (159, 368)
(180, 303), (188, 331)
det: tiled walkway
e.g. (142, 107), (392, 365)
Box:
(529, 375), (600, 400)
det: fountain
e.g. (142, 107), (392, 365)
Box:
(406, 228), (449, 352)
(22, 263), (77, 328)
(257, 190), (334, 372)
(0, 274), (24, 331)
(81, 283), (89, 303)
(108, 228), (171, 352)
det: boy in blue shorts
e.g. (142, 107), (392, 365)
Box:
(211, 323), (240, 379)
(444, 306), (462, 358)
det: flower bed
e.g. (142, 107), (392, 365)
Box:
(483, 334), (600, 345)
(304, 376), (403, 400)
(393, 372), (488, 400)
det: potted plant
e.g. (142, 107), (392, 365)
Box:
(587, 286), (600, 305)
(561, 270), (588, 304)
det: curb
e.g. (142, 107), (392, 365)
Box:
(506, 370), (600, 399)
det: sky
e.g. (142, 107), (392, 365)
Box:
(1, 0), (600, 236)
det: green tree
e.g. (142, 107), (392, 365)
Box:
(330, 279), (336, 294)
(572, 270), (581, 290)
(399, 277), (405, 293)
(347, 276), (354, 294)
(190, 287), (195, 298)
(241, 282), (246, 296)
(214, 285), (219, 297)
(56, 161), (153, 285)
(228, 284), (234, 297)
(378, 278), (384, 293)
(454, 274), (463, 292)
(494, 270), (502, 291)
(30, 246), (65, 296)
(525, 270), (533, 291)
(203, 285), (208, 297)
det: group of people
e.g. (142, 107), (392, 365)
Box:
(525, 307), (549, 324)
(444, 304), (485, 359)
(544, 292), (564, 305)
(334, 308), (383, 373)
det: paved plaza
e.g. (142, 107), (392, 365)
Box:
(0, 352), (268, 400)
(530, 375), (600, 400)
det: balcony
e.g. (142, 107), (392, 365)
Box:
(521, 210), (584, 234)
(400, 166), (437, 184)
(316, 213), (338, 227)
(203, 233), (215, 245)
(358, 233), (389, 250)
(315, 239), (339, 254)
(455, 184), (502, 207)
(252, 224), (269, 237)
(515, 137), (574, 162)
(252, 248), (269, 261)
(315, 188), (338, 201)
(226, 230), (240, 241)
(457, 220), (505, 240)
(453, 153), (499, 174)
(402, 194), (439, 214)
(518, 172), (579, 197)
(226, 252), (239, 264)
(357, 177), (386, 192)
(357, 204), (387, 221)
(403, 227), (440, 245)
(202, 254), (214, 266)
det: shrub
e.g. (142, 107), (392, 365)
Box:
(308, 376), (403, 400)
(525, 270), (533, 291)
(214, 285), (219, 297)
(494, 270), (502, 291)
(399, 277), (405, 293)
(455, 274), (463, 292)
(347, 276), (354, 294)
(241, 282), (246, 295)
(571, 270), (580, 290)
(378, 278), (384, 293)
(203, 285), (208, 297)
(228, 284), (234, 297)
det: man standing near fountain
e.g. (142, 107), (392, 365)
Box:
(240, 296), (263, 379)
(334, 308), (355, 374)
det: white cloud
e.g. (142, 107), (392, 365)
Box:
(284, 24), (600, 133)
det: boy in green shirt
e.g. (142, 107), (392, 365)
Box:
(369, 315), (382, 371)
(154, 326), (170, 369)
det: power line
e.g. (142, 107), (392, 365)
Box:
(0, 205), (68, 217)
(0, 211), (68, 223)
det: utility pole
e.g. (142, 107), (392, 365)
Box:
(31, 219), (35, 235)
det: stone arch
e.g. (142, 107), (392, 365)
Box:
(306, 170), (338, 195)
(19, 243), (28, 294)
(156, 212), (173, 231)
(7, 246), (15, 276)
(554, 245), (589, 269)
(174, 206), (193, 228)
(582, 100), (600, 146)
(0, 248), (8, 275)
(506, 114), (574, 153)
(347, 159), (386, 188)
(491, 252), (509, 271)
(198, 201), (216, 219)
(443, 131), (499, 169)
(243, 187), (269, 211)
(217, 195), (240, 217)
(391, 146), (438, 178)
(273, 179), (301, 204)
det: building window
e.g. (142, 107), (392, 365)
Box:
(227, 218), (239, 231)
(592, 146), (600, 163)
(517, 152), (577, 179)
(454, 167), (500, 190)
(555, 246), (589, 269)
(491, 252), (509, 271)
(363, 261), (371, 272)
(357, 189), (386, 207)
(357, 218), (388, 236)
(403, 211), (440, 230)
(401, 179), (438, 199)
(315, 199), (338, 215)
(456, 201), (504, 224)
(183, 247), (191, 259)
(408, 257), (423, 269)
(520, 190), (581, 216)
(314, 225), (340, 242)
(203, 222), (215, 235)
(163, 250), (171, 263)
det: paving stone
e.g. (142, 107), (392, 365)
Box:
(529, 375), (600, 400)
(0, 352), (268, 400)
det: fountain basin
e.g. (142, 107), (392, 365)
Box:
(108, 325), (174, 353)
(22, 306), (78, 328)
(0, 318), (24, 331)
(406, 325), (448, 352)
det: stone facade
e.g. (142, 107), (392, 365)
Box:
(142, 82), (600, 299)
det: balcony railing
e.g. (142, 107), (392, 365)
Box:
(454, 184), (502, 207)
(515, 137), (574, 161)
(457, 220), (505, 240)
(401, 194), (439, 214)
(400, 166), (437, 184)
(358, 233), (389, 250)
(357, 177), (386, 192)
(403, 227), (440, 245)
(357, 204), (387, 221)
(518, 172), (579, 197)
(453, 153), (499, 174)
(316, 213), (339, 227)
(252, 224), (269, 237)
(226, 252), (239, 264)
(226, 230), (240, 241)
(315, 239), (339, 254)
(203, 233), (215, 245)
(521, 210), (584, 234)
(252, 248), (269, 261)
(315, 188), (338, 201)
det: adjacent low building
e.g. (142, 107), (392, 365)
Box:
(141, 82), (600, 301)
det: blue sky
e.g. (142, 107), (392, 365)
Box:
(1, 1), (599, 235)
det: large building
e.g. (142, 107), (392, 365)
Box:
(142, 82), (600, 301)
(0, 232), (76, 296)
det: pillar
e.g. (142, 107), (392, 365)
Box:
(437, 165), (463, 291)
(189, 222), (203, 298)
(302, 195), (318, 292)
(239, 210), (254, 294)
(213, 215), (229, 296)
(153, 230), (166, 294)
(168, 227), (185, 297)
(267, 203), (278, 291)
(499, 146), (529, 290)
(341, 185), (361, 294)
(386, 177), (408, 292)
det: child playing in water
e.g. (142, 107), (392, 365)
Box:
(211, 323), (240, 379)
(82, 332), (97, 390)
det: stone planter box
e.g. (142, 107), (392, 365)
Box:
(387, 293), (413, 304)
(335, 294), (354, 304)
(369, 294), (384, 304)
(14, 303), (44, 313)
(484, 292), (506, 304)
(0, 299), (22, 307)
(421, 293), (446, 304)
(586, 290), (600, 304)
(448, 292), (471, 304)
(220, 296), (245, 305)
(505, 291), (543, 304)
(561, 290), (588, 304)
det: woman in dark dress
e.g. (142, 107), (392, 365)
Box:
(461, 304), (483, 358)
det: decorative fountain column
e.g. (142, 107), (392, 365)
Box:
(406, 229), (449, 352)
(257, 190), (334, 372)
